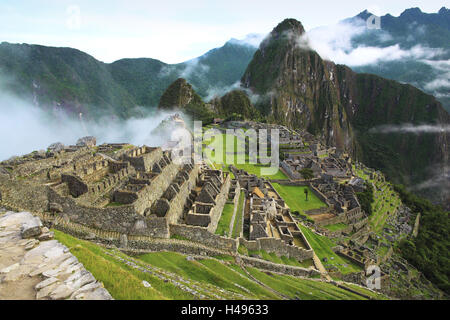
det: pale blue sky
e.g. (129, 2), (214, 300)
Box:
(0, 0), (447, 63)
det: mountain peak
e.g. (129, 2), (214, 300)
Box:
(438, 7), (449, 15)
(272, 18), (305, 36)
(400, 7), (423, 17)
(356, 9), (374, 20)
(158, 78), (203, 110)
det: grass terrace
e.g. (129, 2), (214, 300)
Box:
(232, 190), (245, 238)
(202, 131), (288, 180)
(238, 246), (315, 268)
(245, 267), (368, 300)
(215, 203), (235, 236)
(323, 223), (349, 232)
(272, 183), (328, 215)
(297, 224), (363, 275)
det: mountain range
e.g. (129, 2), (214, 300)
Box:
(0, 8), (449, 207)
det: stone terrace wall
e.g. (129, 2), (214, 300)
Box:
(0, 178), (48, 213)
(133, 162), (180, 215)
(164, 164), (200, 225)
(47, 187), (169, 238)
(121, 147), (161, 172)
(239, 237), (313, 262)
(169, 224), (238, 252)
(239, 256), (320, 277)
(207, 174), (231, 233)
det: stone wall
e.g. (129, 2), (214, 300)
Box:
(280, 161), (301, 180)
(169, 224), (238, 252)
(207, 174), (231, 233)
(239, 236), (313, 262)
(132, 162), (180, 215)
(239, 255), (320, 277)
(162, 164), (200, 224)
(0, 178), (48, 213)
(47, 187), (169, 238)
(121, 147), (161, 172)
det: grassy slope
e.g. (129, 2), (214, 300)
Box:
(53, 229), (383, 300)
(246, 267), (367, 300)
(298, 224), (363, 275)
(53, 230), (188, 300)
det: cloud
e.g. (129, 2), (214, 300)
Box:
(420, 60), (450, 94)
(297, 19), (447, 67)
(0, 87), (181, 161)
(178, 58), (210, 79)
(368, 123), (450, 134)
(204, 81), (242, 101)
(228, 33), (265, 47)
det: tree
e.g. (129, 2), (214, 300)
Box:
(300, 168), (314, 180)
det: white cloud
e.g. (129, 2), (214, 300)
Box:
(369, 123), (450, 134)
(298, 19), (447, 67)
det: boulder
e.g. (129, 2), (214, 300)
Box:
(47, 142), (65, 152)
(21, 217), (43, 239)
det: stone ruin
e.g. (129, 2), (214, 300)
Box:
(0, 138), (231, 239)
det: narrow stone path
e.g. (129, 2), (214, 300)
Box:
(312, 253), (332, 281)
(228, 199), (239, 237)
(0, 210), (113, 300)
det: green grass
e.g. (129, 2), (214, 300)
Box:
(215, 203), (235, 236)
(323, 223), (349, 232)
(137, 252), (279, 299)
(232, 190), (245, 238)
(297, 224), (363, 275)
(239, 247), (315, 269)
(342, 283), (389, 300)
(203, 132), (288, 179)
(246, 267), (367, 300)
(53, 230), (193, 300)
(272, 183), (328, 214)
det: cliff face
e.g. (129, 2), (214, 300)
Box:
(241, 19), (354, 151)
(242, 18), (450, 204)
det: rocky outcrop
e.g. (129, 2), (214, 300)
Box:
(158, 78), (204, 110)
(0, 211), (113, 300)
(210, 90), (260, 120)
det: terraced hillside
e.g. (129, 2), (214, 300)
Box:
(53, 229), (382, 300)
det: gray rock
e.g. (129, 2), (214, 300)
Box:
(73, 287), (113, 300)
(48, 142), (65, 152)
(120, 234), (128, 248)
(142, 280), (151, 288)
(76, 136), (96, 147)
(21, 217), (43, 239)
(35, 277), (59, 290)
(38, 232), (54, 241)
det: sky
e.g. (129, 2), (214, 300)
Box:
(0, 0), (448, 64)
